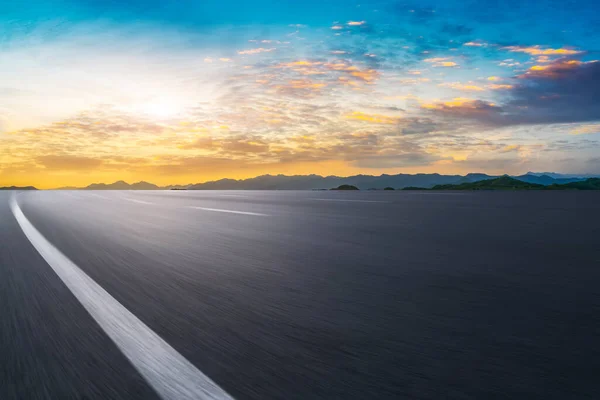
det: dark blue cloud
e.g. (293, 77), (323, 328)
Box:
(424, 59), (600, 126)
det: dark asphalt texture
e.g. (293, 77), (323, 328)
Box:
(2, 190), (600, 399)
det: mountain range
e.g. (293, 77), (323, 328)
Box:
(0, 186), (38, 190)
(405, 176), (600, 191)
(46, 172), (600, 191)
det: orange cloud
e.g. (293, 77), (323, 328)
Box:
(536, 55), (551, 63)
(521, 59), (596, 78)
(487, 84), (513, 90)
(276, 60), (320, 68)
(421, 97), (498, 111)
(36, 155), (103, 170)
(273, 60), (380, 86)
(424, 57), (447, 63)
(439, 82), (485, 91)
(287, 80), (326, 89)
(349, 69), (378, 83)
(502, 46), (583, 56)
(424, 57), (458, 67)
(463, 41), (488, 47)
(345, 111), (400, 124)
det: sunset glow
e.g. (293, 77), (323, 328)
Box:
(1, 0), (599, 188)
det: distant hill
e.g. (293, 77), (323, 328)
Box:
(0, 186), (38, 190)
(525, 172), (600, 179)
(331, 184), (359, 190)
(25, 173), (600, 190)
(163, 184), (192, 190)
(54, 186), (79, 190)
(408, 176), (600, 191)
(187, 173), (492, 190)
(402, 186), (430, 191)
(545, 178), (600, 190)
(431, 176), (545, 190)
(182, 172), (592, 190)
(513, 173), (585, 186)
(83, 181), (159, 190)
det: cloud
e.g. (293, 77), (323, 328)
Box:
(422, 98), (501, 114)
(352, 152), (442, 168)
(570, 124), (600, 135)
(220, 136), (270, 154)
(345, 112), (401, 124)
(519, 59), (594, 78)
(464, 41), (488, 47)
(273, 60), (380, 86)
(37, 155), (103, 170)
(347, 21), (366, 26)
(502, 46), (583, 56)
(423, 59), (600, 127)
(506, 59), (600, 124)
(487, 84), (513, 90)
(400, 118), (440, 135)
(439, 82), (485, 91)
(499, 144), (522, 153)
(178, 136), (214, 149)
(238, 48), (276, 55)
(423, 57), (458, 67)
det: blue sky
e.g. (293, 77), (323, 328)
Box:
(1, 0), (600, 187)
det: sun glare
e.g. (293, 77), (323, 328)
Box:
(138, 99), (182, 119)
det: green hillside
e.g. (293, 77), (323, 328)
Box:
(545, 178), (600, 190)
(431, 176), (544, 190)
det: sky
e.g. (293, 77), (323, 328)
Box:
(1, 0), (600, 188)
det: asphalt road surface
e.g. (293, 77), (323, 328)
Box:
(2, 190), (600, 399)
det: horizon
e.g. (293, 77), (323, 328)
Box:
(2, 0), (600, 188)
(8, 170), (599, 190)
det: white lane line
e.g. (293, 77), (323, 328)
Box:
(402, 192), (464, 195)
(10, 194), (234, 400)
(218, 194), (249, 198)
(123, 197), (155, 205)
(310, 198), (389, 203)
(188, 206), (268, 216)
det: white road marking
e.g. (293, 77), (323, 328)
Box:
(188, 206), (268, 216)
(218, 194), (249, 198)
(123, 197), (154, 205)
(402, 192), (464, 195)
(310, 198), (389, 203)
(10, 194), (234, 400)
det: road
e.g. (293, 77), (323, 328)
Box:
(1, 190), (600, 399)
